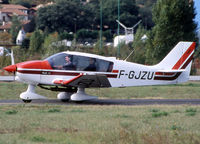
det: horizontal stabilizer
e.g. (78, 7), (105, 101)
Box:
(157, 69), (185, 73)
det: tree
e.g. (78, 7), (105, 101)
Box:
(10, 0), (32, 8)
(145, 0), (197, 64)
(0, 32), (12, 44)
(10, 16), (22, 44)
(93, 0), (139, 30)
(36, 0), (94, 33)
(59, 32), (73, 41)
(131, 26), (147, 64)
(29, 30), (44, 54)
(2, 0), (9, 4)
(42, 32), (61, 57)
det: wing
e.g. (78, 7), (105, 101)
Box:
(53, 73), (111, 88)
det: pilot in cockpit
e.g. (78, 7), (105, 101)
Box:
(62, 55), (76, 70)
(53, 55), (76, 70)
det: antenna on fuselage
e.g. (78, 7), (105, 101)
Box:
(124, 49), (134, 61)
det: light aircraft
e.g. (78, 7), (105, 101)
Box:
(3, 41), (195, 103)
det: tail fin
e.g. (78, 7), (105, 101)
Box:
(155, 41), (195, 83)
(157, 42), (195, 70)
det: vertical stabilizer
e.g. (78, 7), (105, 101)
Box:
(157, 42), (195, 70)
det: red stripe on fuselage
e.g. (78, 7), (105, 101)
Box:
(112, 70), (119, 73)
(155, 72), (175, 76)
(17, 70), (117, 78)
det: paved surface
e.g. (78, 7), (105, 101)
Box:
(1, 99), (200, 106)
(0, 75), (200, 106)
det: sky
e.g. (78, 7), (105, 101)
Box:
(194, 0), (200, 30)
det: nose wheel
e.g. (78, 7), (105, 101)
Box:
(20, 84), (47, 103)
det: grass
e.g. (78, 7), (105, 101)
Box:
(0, 105), (200, 144)
(1, 82), (200, 143)
(1, 81), (200, 100)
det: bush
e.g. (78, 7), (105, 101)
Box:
(59, 32), (73, 41)
(76, 29), (98, 40)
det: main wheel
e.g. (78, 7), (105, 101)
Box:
(22, 99), (32, 103)
(61, 99), (70, 102)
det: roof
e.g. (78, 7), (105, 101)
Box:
(0, 4), (28, 10)
(0, 9), (27, 16)
(0, 22), (12, 30)
(0, 20), (30, 30)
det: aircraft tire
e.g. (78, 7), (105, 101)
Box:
(22, 99), (32, 103)
(61, 99), (70, 102)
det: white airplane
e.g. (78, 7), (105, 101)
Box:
(3, 41), (195, 103)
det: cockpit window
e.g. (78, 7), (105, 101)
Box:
(45, 53), (113, 72)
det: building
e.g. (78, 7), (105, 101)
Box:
(0, 4), (29, 32)
(0, 4), (28, 22)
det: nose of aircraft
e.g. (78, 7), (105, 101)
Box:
(3, 60), (52, 73)
(3, 64), (17, 72)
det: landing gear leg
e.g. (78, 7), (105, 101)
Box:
(20, 84), (46, 103)
(70, 87), (97, 102)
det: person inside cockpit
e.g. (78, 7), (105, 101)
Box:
(84, 58), (96, 71)
(62, 55), (76, 70)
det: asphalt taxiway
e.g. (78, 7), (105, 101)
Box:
(1, 99), (200, 105)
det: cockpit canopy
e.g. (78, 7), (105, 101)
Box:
(45, 53), (113, 72)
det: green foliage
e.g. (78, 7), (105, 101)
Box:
(10, 0), (32, 8)
(59, 32), (73, 41)
(31, 136), (46, 142)
(117, 42), (132, 59)
(136, 0), (157, 29)
(48, 108), (61, 113)
(42, 32), (67, 58)
(36, 0), (94, 33)
(186, 112), (196, 116)
(151, 111), (169, 118)
(100, 0), (139, 30)
(103, 30), (113, 41)
(0, 53), (11, 68)
(76, 29), (98, 40)
(21, 38), (30, 50)
(171, 124), (181, 130)
(185, 108), (197, 116)
(29, 30), (44, 54)
(131, 26), (147, 64)
(145, 0), (197, 64)
(2, 0), (9, 4)
(185, 108), (197, 113)
(5, 110), (18, 115)
(70, 109), (86, 113)
(10, 16), (21, 44)
(150, 109), (160, 113)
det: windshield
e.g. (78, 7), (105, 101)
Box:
(45, 53), (113, 72)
